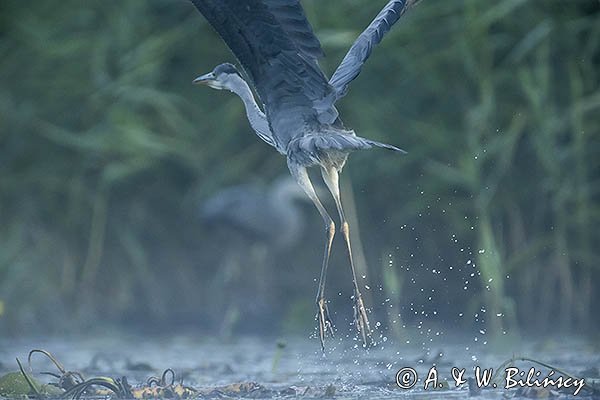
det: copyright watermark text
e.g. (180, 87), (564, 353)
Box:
(395, 366), (585, 396)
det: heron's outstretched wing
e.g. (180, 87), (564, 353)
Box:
(262, 0), (324, 61)
(189, 0), (338, 150)
(328, 0), (415, 102)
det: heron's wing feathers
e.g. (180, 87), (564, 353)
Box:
(329, 0), (414, 102)
(190, 0), (338, 150)
(263, 0), (324, 60)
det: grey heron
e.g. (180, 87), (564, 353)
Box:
(201, 177), (308, 335)
(189, 0), (417, 349)
(201, 177), (306, 250)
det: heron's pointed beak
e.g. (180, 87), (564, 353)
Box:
(193, 72), (215, 85)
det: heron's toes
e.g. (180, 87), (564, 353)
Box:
(353, 291), (373, 348)
(316, 297), (334, 351)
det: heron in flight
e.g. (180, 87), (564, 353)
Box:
(189, 0), (417, 349)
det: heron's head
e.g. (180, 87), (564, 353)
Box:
(193, 63), (242, 91)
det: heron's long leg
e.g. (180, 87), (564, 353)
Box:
(321, 166), (372, 347)
(288, 163), (335, 350)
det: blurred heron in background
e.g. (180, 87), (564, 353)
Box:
(202, 177), (306, 251)
(189, 0), (417, 348)
(201, 177), (308, 335)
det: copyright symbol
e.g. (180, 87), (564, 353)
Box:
(395, 367), (418, 389)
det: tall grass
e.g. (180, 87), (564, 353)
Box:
(0, 0), (598, 337)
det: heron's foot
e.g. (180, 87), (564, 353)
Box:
(316, 297), (334, 351)
(353, 290), (372, 348)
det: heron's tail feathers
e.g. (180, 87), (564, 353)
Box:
(364, 138), (407, 154)
(287, 133), (405, 164)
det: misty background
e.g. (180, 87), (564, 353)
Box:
(0, 0), (598, 344)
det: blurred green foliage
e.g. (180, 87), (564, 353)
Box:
(0, 0), (598, 338)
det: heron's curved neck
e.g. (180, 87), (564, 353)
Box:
(229, 78), (274, 146)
